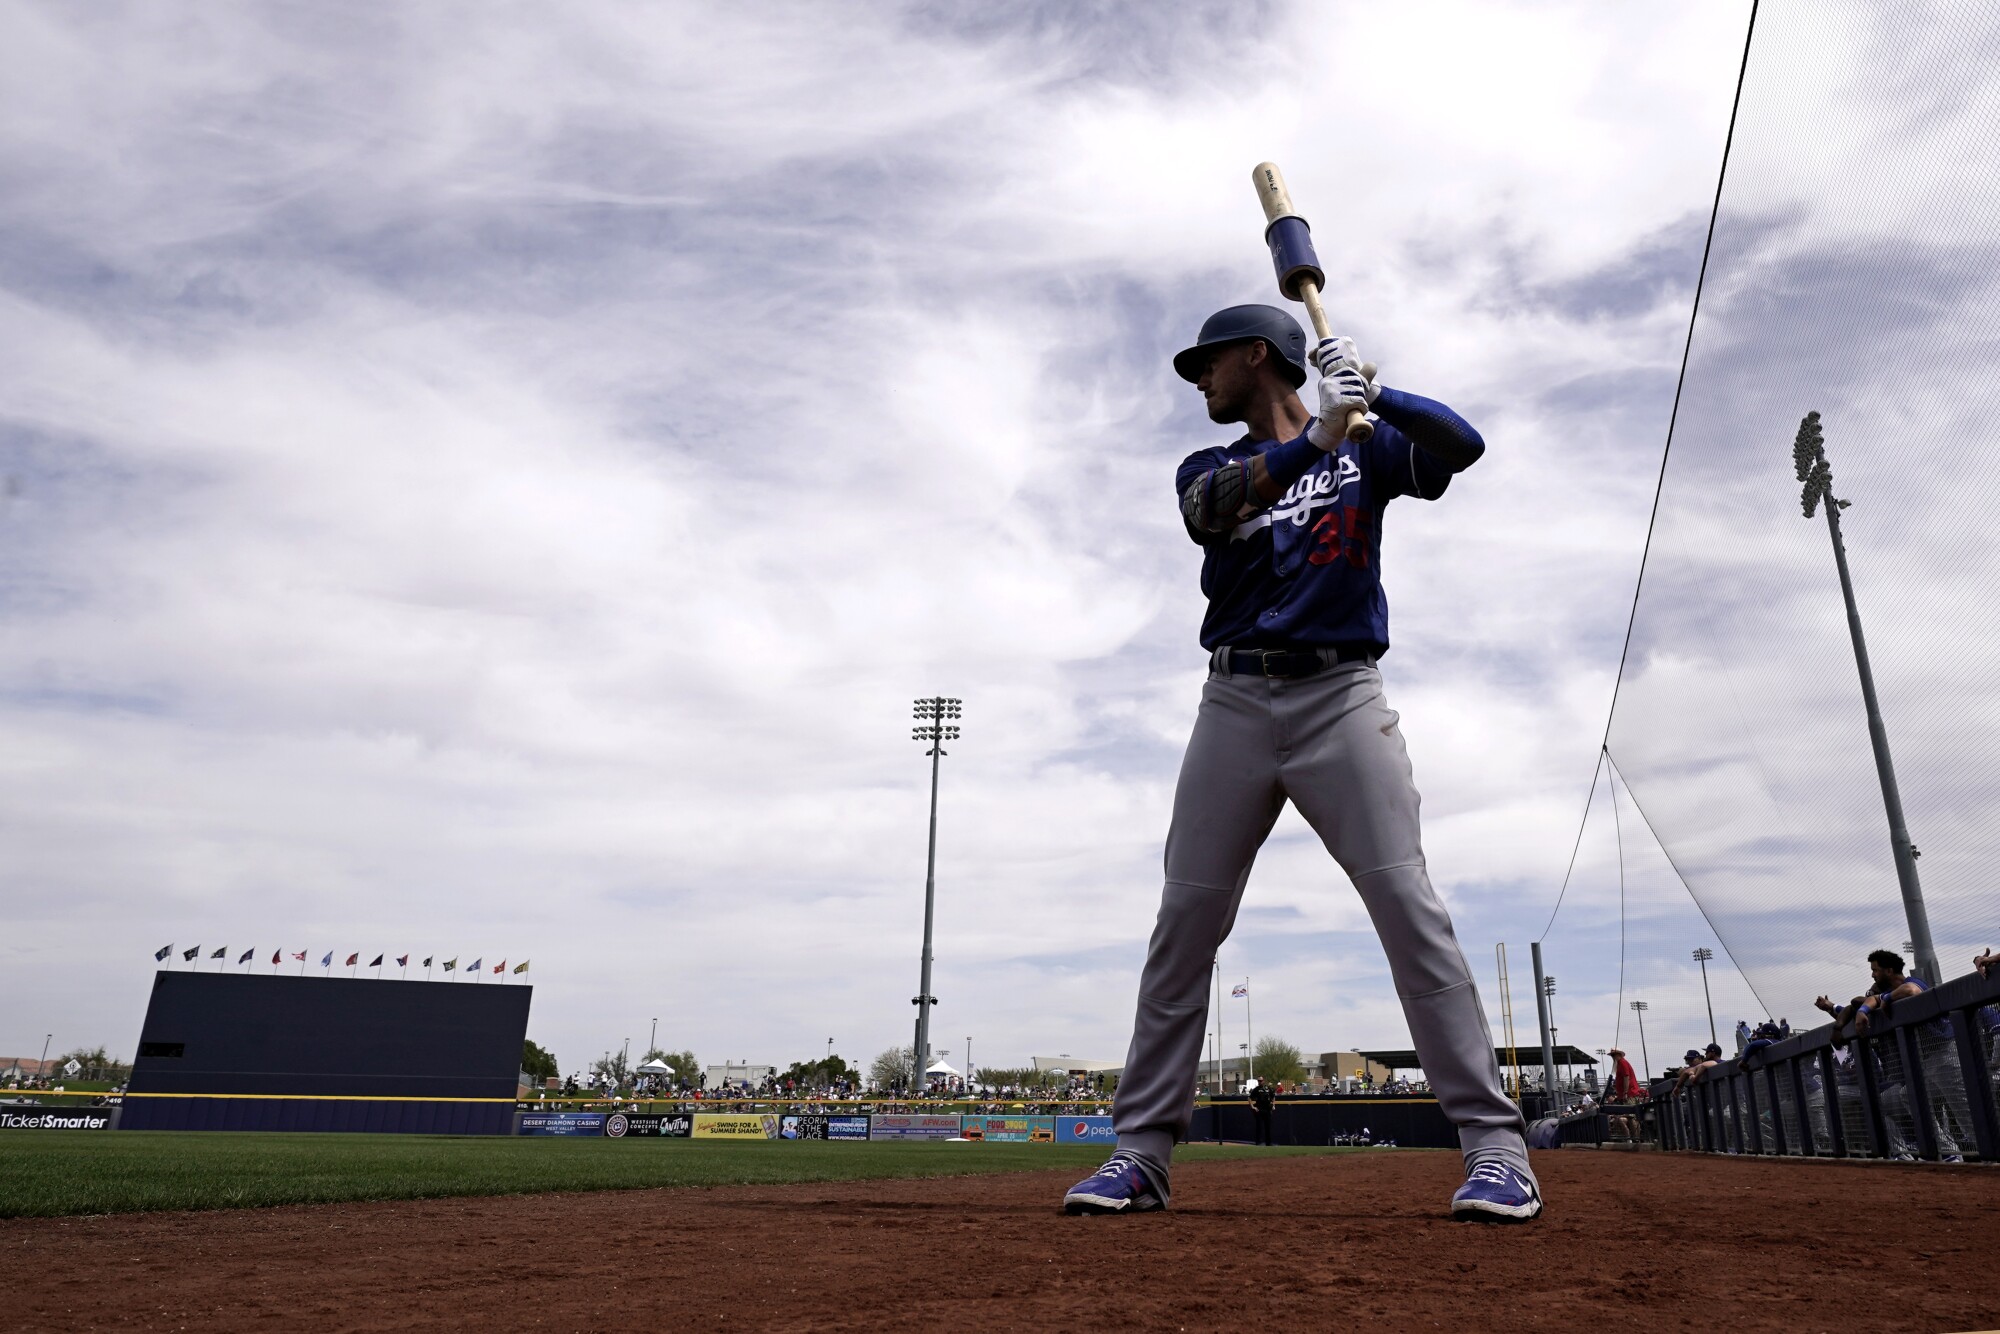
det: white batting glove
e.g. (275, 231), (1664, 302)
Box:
(1307, 336), (1377, 451)
(1310, 336), (1380, 402)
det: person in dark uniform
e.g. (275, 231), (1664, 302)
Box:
(1249, 1079), (1276, 1146)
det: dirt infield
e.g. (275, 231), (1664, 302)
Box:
(5, 1150), (1995, 1332)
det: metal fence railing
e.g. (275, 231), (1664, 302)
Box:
(1646, 967), (2000, 1162)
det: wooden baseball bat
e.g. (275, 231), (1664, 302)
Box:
(1251, 161), (1371, 444)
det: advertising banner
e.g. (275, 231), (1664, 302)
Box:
(1055, 1114), (1116, 1145)
(868, 1113), (961, 1141)
(518, 1111), (606, 1136)
(692, 1113), (779, 1139)
(605, 1112), (693, 1138)
(0, 1107), (116, 1131)
(961, 1115), (1056, 1143)
(827, 1115), (870, 1140)
(780, 1114), (828, 1140)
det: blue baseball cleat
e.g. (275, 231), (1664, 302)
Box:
(1450, 1161), (1543, 1223)
(1063, 1151), (1166, 1215)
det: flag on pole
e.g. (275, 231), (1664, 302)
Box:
(320, 952), (333, 968)
(291, 951), (306, 962)
(183, 946), (201, 962)
(513, 961), (530, 975)
(211, 946), (228, 960)
(468, 958), (482, 971)
(368, 954), (383, 968)
(155, 944), (173, 962)
(422, 956), (432, 967)
(1231, 983), (1248, 998)
(493, 960), (506, 975)
(237, 948), (254, 964)
(442, 958), (457, 972)
(345, 952), (359, 967)
(271, 949), (282, 965)
(396, 954), (409, 967)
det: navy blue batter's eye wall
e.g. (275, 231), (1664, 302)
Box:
(122, 972), (532, 1133)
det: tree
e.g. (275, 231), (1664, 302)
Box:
(522, 1040), (559, 1083)
(870, 1045), (916, 1090)
(781, 1055), (858, 1090)
(638, 1048), (699, 1087)
(54, 1045), (129, 1083)
(1253, 1036), (1305, 1087)
(589, 1049), (632, 1089)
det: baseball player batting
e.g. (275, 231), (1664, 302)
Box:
(1059, 295), (1541, 1221)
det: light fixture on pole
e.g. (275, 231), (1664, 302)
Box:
(1691, 948), (1717, 1044)
(1792, 412), (1940, 986)
(910, 696), (961, 1093)
(1628, 1001), (1651, 1080)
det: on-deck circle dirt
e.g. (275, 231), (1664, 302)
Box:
(6, 1151), (1995, 1331)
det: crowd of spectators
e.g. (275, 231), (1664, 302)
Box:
(1651, 946), (2000, 1161)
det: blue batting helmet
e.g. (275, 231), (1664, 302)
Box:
(1172, 304), (1309, 388)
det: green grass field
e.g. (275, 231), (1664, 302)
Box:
(0, 1134), (1375, 1219)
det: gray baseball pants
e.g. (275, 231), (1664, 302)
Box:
(1111, 654), (1531, 1198)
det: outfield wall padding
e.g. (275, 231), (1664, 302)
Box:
(122, 972), (530, 1134)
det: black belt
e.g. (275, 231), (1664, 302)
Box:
(1221, 645), (1376, 678)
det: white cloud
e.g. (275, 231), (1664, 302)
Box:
(0, 0), (1771, 1078)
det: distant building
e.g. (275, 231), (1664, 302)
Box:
(0, 1057), (57, 1084)
(1310, 1051), (1394, 1088)
(1029, 1056), (1120, 1074)
(704, 1063), (775, 1088)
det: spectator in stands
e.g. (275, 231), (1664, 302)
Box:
(1825, 948), (1969, 1162)
(1975, 948), (1996, 978)
(1672, 1049), (1709, 1094)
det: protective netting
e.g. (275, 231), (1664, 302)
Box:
(1606, 0), (2000, 1010)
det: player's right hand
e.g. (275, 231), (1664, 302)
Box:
(1312, 335), (1379, 394)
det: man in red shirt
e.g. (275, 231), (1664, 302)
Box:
(1603, 1047), (1642, 1141)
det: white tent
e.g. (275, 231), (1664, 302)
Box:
(635, 1059), (676, 1077)
(925, 1058), (960, 1077)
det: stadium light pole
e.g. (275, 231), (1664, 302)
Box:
(1629, 1001), (1651, 1081)
(1544, 975), (1562, 1094)
(910, 696), (961, 1095)
(1691, 948), (1717, 1044)
(1792, 413), (1941, 986)
(649, 1018), (657, 1057)
(1529, 943), (1558, 1113)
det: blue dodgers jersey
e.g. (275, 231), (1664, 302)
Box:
(1176, 419), (1455, 651)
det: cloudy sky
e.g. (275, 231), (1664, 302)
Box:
(3, 0), (1817, 1083)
